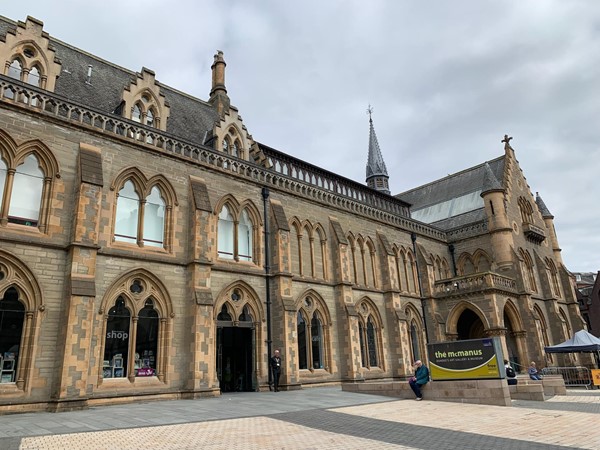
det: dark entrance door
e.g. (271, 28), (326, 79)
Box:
(216, 326), (254, 392)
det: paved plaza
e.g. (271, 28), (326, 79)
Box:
(0, 387), (598, 449)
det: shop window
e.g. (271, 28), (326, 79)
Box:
(103, 296), (160, 379)
(0, 288), (25, 384)
(103, 297), (131, 378)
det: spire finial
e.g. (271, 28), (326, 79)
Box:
(367, 104), (373, 123)
(502, 134), (513, 151)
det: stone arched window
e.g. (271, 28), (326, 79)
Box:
(357, 299), (383, 369)
(519, 249), (537, 293)
(518, 197), (534, 224)
(99, 272), (173, 383)
(348, 234), (358, 284)
(0, 287), (25, 385)
(533, 305), (551, 363)
(220, 126), (245, 159)
(7, 59), (22, 81)
(290, 221), (302, 275)
(296, 294), (330, 371)
(112, 169), (176, 251)
(28, 65), (41, 87)
(216, 199), (259, 264)
(558, 308), (571, 340)
(393, 246), (403, 291)
(546, 258), (561, 297)
(0, 249), (45, 392)
(406, 306), (424, 363)
(458, 253), (475, 275)
(0, 134), (59, 233)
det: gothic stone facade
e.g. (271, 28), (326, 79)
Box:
(0, 16), (585, 413)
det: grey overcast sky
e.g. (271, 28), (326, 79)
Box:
(3, 1), (599, 272)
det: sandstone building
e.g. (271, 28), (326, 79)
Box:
(0, 16), (584, 413)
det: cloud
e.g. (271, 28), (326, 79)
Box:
(2, 0), (599, 271)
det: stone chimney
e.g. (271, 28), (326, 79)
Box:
(209, 50), (230, 115)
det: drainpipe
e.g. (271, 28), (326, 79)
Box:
(411, 232), (430, 344)
(448, 244), (458, 277)
(262, 187), (273, 388)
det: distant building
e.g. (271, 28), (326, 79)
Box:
(574, 272), (599, 336)
(0, 16), (586, 413)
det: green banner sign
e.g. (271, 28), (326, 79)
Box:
(427, 337), (504, 380)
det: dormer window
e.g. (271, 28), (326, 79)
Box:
(132, 104), (142, 123)
(8, 59), (22, 81)
(28, 66), (41, 87)
(146, 108), (155, 127)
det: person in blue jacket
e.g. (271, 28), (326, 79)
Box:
(408, 360), (429, 400)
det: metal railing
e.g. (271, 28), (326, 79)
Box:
(541, 366), (592, 389)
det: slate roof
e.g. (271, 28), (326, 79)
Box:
(0, 16), (219, 145)
(396, 156), (505, 230)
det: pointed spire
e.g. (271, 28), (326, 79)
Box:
(365, 106), (390, 195)
(481, 162), (503, 194)
(535, 192), (553, 218)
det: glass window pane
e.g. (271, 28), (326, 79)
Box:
(218, 206), (234, 259)
(28, 66), (41, 87)
(410, 323), (420, 362)
(311, 314), (323, 369)
(135, 301), (158, 377)
(238, 209), (252, 261)
(297, 312), (307, 370)
(217, 304), (232, 321)
(0, 288), (25, 383)
(146, 109), (154, 127)
(143, 186), (165, 247)
(8, 155), (44, 226)
(104, 298), (130, 378)
(232, 141), (239, 158)
(115, 181), (139, 244)
(359, 322), (367, 367)
(132, 104), (142, 123)
(367, 317), (378, 367)
(8, 60), (21, 80)
(0, 158), (7, 206)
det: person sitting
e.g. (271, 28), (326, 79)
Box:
(408, 360), (429, 401)
(528, 361), (543, 380)
(504, 359), (517, 385)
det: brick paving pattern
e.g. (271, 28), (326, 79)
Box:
(0, 387), (597, 450)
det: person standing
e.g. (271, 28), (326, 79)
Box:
(270, 349), (282, 392)
(504, 359), (517, 385)
(408, 360), (429, 400)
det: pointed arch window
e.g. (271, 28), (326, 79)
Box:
(7, 59), (22, 81)
(0, 288), (25, 384)
(232, 140), (240, 158)
(104, 297), (131, 378)
(146, 108), (155, 128)
(217, 204), (256, 263)
(114, 179), (171, 250)
(28, 66), (41, 87)
(115, 181), (140, 244)
(297, 311), (308, 370)
(310, 313), (324, 369)
(410, 322), (421, 362)
(143, 186), (165, 247)
(103, 296), (162, 379)
(358, 304), (382, 370)
(238, 209), (253, 262)
(132, 104), (142, 123)
(217, 205), (235, 259)
(296, 297), (329, 371)
(7, 155), (44, 227)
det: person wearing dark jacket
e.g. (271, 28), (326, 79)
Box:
(408, 360), (429, 400)
(270, 349), (282, 392)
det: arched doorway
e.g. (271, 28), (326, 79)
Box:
(216, 303), (255, 392)
(504, 310), (522, 368)
(457, 309), (485, 340)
